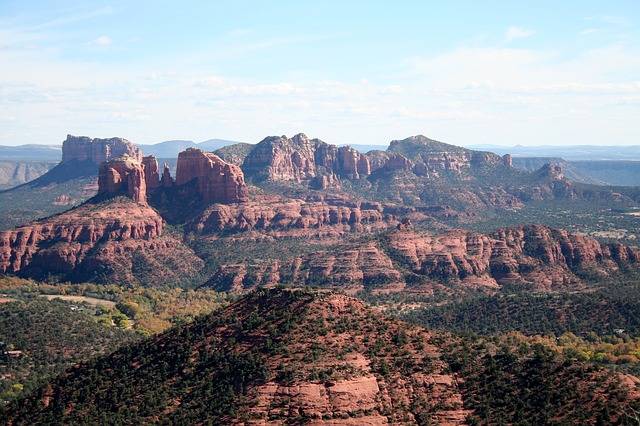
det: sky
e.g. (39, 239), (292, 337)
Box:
(0, 1), (639, 147)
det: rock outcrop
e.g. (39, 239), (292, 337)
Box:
(175, 148), (248, 203)
(0, 199), (202, 286)
(389, 224), (640, 291)
(203, 224), (640, 294)
(242, 133), (372, 183)
(98, 155), (147, 203)
(61, 135), (142, 164)
(142, 155), (160, 189)
(0, 200), (161, 275)
(205, 242), (404, 294)
(188, 195), (398, 237)
(161, 163), (173, 188)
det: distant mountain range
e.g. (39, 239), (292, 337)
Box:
(0, 144), (61, 161)
(0, 139), (386, 161)
(470, 144), (640, 161)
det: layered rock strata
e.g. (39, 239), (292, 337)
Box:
(175, 148), (248, 203)
(204, 225), (640, 293)
(61, 134), (142, 164)
(98, 155), (147, 203)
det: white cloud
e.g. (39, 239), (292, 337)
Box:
(91, 35), (112, 46)
(580, 28), (600, 35)
(505, 26), (535, 41)
(0, 18), (638, 147)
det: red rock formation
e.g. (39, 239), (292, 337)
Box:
(188, 195), (395, 237)
(175, 148), (248, 203)
(142, 155), (160, 189)
(242, 134), (372, 183)
(0, 199), (203, 286)
(98, 156), (147, 203)
(161, 163), (173, 188)
(502, 154), (513, 167)
(389, 224), (640, 291)
(205, 242), (404, 294)
(204, 224), (640, 294)
(61, 134), (142, 164)
(0, 200), (162, 275)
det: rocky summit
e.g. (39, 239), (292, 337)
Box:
(61, 134), (142, 164)
(98, 155), (147, 203)
(175, 147), (249, 203)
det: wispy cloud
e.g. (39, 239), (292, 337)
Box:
(91, 35), (112, 46)
(580, 28), (600, 35)
(505, 26), (535, 42)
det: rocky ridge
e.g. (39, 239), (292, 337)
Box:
(204, 224), (640, 294)
(0, 199), (202, 285)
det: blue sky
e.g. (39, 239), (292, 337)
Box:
(0, 1), (638, 146)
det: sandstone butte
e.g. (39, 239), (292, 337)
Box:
(241, 133), (373, 183)
(175, 147), (249, 203)
(61, 134), (143, 164)
(98, 155), (147, 204)
(0, 143), (252, 282)
(96, 147), (249, 206)
(203, 224), (640, 294)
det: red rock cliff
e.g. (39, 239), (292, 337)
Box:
(242, 134), (372, 182)
(0, 201), (163, 275)
(62, 134), (142, 164)
(390, 224), (640, 291)
(98, 156), (147, 203)
(175, 148), (248, 203)
(142, 155), (160, 189)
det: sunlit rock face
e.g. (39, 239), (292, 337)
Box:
(62, 135), (142, 164)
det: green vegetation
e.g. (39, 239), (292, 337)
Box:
(0, 298), (138, 403)
(0, 277), (229, 335)
(438, 333), (639, 425)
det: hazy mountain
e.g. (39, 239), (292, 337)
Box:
(512, 157), (640, 186)
(471, 144), (640, 161)
(0, 161), (58, 190)
(140, 139), (243, 157)
(0, 144), (62, 161)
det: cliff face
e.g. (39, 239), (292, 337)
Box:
(241, 133), (372, 183)
(389, 224), (640, 291)
(175, 148), (248, 203)
(98, 156), (147, 203)
(0, 200), (162, 275)
(204, 242), (404, 294)
(0, 199), (203, 286)
(61, 135), (142, 164)
(203, 224), (640, 294)
(142, 155), (160, 189)
(188, 194), (398, 238)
